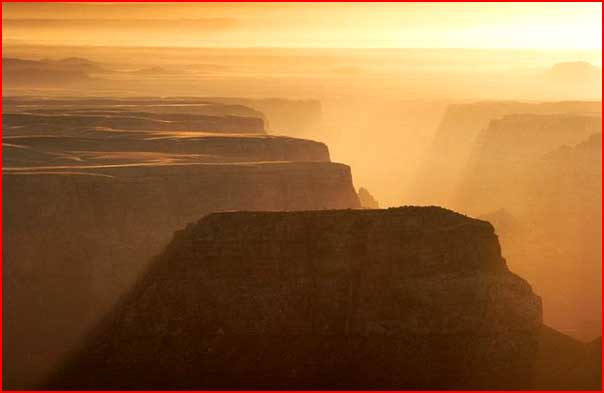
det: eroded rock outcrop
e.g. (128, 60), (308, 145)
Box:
(48, 207), (542, 390)
(2, 100), (358, 389)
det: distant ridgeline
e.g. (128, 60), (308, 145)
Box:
(414, 101), (602, 208)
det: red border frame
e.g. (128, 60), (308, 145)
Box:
(0, 1), (602, 392)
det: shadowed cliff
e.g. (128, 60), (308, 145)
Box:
(2, 99), (359, 389)
(47, 207), (542, 390)
(535, 325), (602, 390)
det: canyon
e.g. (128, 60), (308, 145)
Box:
(2, 4), (602, 389)
(2, 96), (601, 390)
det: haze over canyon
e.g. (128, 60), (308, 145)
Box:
(2, 2), (602, 390)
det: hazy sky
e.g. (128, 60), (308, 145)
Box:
(2, 2), (602, 49)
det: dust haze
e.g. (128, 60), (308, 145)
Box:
(2, 2), (602, 390)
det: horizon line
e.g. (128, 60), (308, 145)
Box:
(2, 42), (602, 52)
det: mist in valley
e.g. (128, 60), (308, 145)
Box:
(2, 2), (602, 390)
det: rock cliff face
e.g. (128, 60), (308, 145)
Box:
(457, 113), (601, 215)
(412, 105), (602, 341)
(458, 124), (601, 341)
(48, 207), (542, 390)
(3, 99), (359, 389)
(4, 168), (358, 389)
(3, 96), (268, 134)
(413, 101), (601, 206)
(4, 134), (330, 167)
(3, 112), (265, 134)
(2, 96), (266, 120)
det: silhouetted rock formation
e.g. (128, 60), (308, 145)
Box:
(2, 100), (358, 389)
(47, 207), (542, 390)
(535, 326), (602, 390)
(358, 187), (379, 209)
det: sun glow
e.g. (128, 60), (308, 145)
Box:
(2, 2), (602, 49)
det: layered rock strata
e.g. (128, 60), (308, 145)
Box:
(2, 100), (358, 389)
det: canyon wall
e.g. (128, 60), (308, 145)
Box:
(3, 112), (265, 134)
(48, 207), (542, 390)
(457, 115), (601, 340)
(2, 100), (359, 389)
(457, 113), (601, 215)
(413, 101), (601, 206)
(4, 134), (331, 166)
(3, 96), (322, 137)
(3, 96), (268, 135)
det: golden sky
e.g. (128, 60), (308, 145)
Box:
(2, 2), (602, 49)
